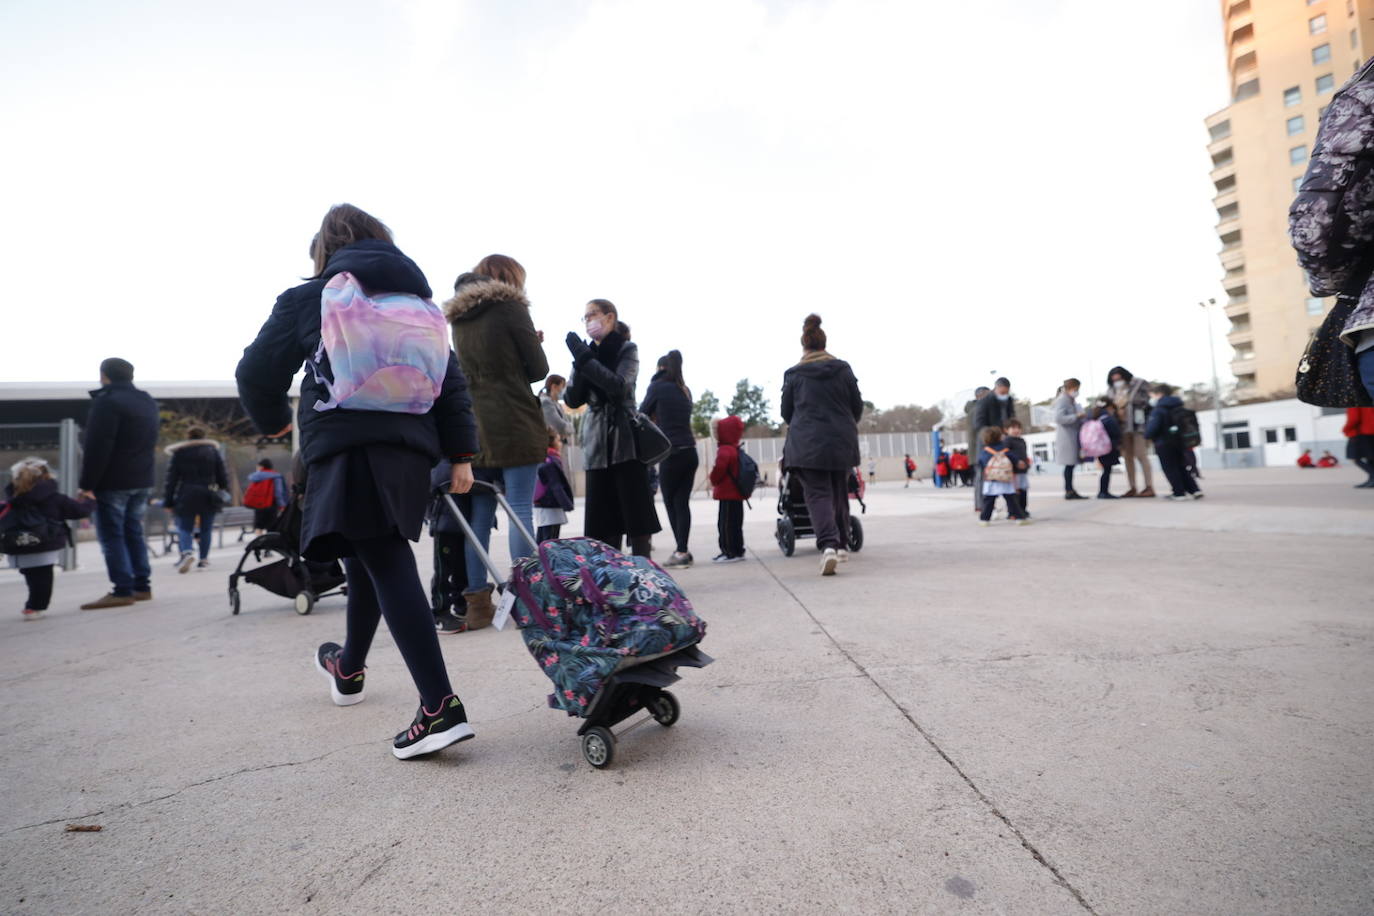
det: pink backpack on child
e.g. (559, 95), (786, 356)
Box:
(1078, 418), (1113, 458)
(310, 271), (449, 414)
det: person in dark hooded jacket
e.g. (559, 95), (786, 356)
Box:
(4, 457), (94, 619)
(236, 204), (479, 761)
(781, 314), (864, 577)
(707, 415), (747, 563)
(1144, 383), (1202, 501)
(164, 428), (230, 572)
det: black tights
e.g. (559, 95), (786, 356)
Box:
(1063, 464), (1076, 493)
(21, 565), (54, 611)
(1357, 457), (1374, 483)
(340, 534), (453, 711)
(536, 525), (561, 543)
(980, 493), (1025, 521)
(658, 448), (699, 554)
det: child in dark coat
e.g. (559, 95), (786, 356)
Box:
(3, 458), (94, 619)
(1089, 399), (1123, 499)
(534, 432), (574, 543)
(976, 428), (1028, 525)
(1003, 418), (1031, 517)
(708, 416), (747, 563)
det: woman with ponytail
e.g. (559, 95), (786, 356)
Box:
(641, 350), (698, 568)
(781, 314), (864, 577)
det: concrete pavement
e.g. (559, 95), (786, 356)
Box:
(0, 467), (1370, 914)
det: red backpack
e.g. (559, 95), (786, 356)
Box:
(243, 477), (276, 509)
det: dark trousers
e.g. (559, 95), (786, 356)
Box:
(1099, 465), (1113, 496)
(1062, 464), (1076, 494)
(980, 492), (1026, 521)
(658, 447), (699, 554)
(21, 565), (55, 611)
(794, 468), (851, 551)
(430, 531), (467, 615)
(536, 525), (561, 543)
(1155, 439), (1200, 497)
(1359, 348), (1374, 402)
(584, 461), (662, 552)
(716, 499), (744, 558)
(340, 533), (453, 711)
(94, 488), (152, 596)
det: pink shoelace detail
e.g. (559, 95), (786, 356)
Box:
(325, 654), (363, 680)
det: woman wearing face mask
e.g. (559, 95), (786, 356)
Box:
(1105, 367), (1156, 498)
(564, 299), (662, 555)
(1054, 378), (1087, 499)
(972, 377), (1016, 510)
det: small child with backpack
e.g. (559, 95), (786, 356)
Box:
(1144, 383), (1204, 501)
(534, 431), (574, 544)
(243, 458), (289, 533)
(904, 453), (917, 487)
(977, 427), (1029, 526)
(1002, 418), (1031, 516)
(1087, 399), (1123, 499)
(2, 457), (94, 619)
(708, 416), (748, 563)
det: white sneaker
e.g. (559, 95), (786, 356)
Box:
(837, 549), (849, 563)
(820, 548), (838, 576)
(978, 521), (991, 527)
(176, 551), (195, 574)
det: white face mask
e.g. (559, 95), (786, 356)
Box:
(1066, 390), (1079, 399)
(585, 319), (605, 340)
(996, 393), (1010, 401)
(1113, 380), (1126, 390)
(1148, 397), (1160, 407)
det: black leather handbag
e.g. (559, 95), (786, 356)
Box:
(625, 409), (672, 465)
(1295, 296), (1373, 408)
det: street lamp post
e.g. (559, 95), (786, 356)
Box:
(1200, 298), (1225, 460)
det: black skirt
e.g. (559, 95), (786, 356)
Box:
(584, 460), (662, 544)
(300, 444), (431, 561)
(1348, 434), (1374, 462)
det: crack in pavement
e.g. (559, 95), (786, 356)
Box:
(709, 672), (865, 690)
(753, 554), (1100, 915)
(2, 739), (377, 836)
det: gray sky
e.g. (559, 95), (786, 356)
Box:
(1, 0), (1231, 418)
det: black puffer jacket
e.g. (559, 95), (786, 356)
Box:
(78, 382), (160, 492)
(781, 353), (864, 471)
(236, 240), (478, 465)
(163, 439), (230, 516)
(2, 479), (93, 553)
(640, 372), (695, 449)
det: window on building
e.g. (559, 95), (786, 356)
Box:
(1317, 73), (1335, 94)
(1311, 14), (1328, 34)
(1209, 119), (1231, 141)
(1218, 201), (1241, 221)
(1285, 427), (1298, 442)
(1287, 114), (1306, 135)
(1223, 422), (1252, 450)
(1284, 85), (1303, 106)
(1307, 296), (1326, 314)
(1235, 78), (1261, 101)
(1294, 175), (1305, 192)
(1264, 428), (1279, 444)
(1215, 173), (1237, 194)
(1314, 42), (1333, 64)
(1290, 145), (1309, 165)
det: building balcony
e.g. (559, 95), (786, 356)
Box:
(1219, 246), (1245, 269)
(1226, 328), (1253, 346)
(1207, 136), (1234, 157)
(1210, 160), (1237, 182)
(1213, 188), (1238, 209)
(1230, 355), (1256, 375)
(1224, 300), (1250, 318)
(1216, 215), (1241, 234)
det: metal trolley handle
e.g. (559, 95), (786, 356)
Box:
(442, 479), (541, 591)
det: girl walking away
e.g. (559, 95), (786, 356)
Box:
(708, 416), (747, 563)
(2, 458), (93, 619)
(1344, 407), (1374, 488)
(1144, 383), (1203, 501)
(1087, 399), (1123, 499)
(564, 299), (662, 555)
(244, 458), (289, 533)
(444, 257), (549, 631)
(641, 350), (698, 569)
(781, 314), (864, 577)
(163, 428), (230, 572)
(977, 428), (1029, 526)
(1054, 379), (1087, 500)
(236, 203), (479, 760)
(534, 432), (575, 541)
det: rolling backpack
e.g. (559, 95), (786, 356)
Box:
(984, 449), (1015, 483)
(309, 271), (450, 414)
(1169, 407), (1203, 449)
(242, 477), (276, 510)
(1079, 418), (1113, 458)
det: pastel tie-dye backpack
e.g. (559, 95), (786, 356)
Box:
(309, 271), (449, 414)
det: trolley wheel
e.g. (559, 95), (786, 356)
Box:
(294, 590), (316, 616)
(229, 587), (241, 616)
(649, 690), (680, 727)
(848, 516), (864, 553)
(581, 727), (615, 768)
(776, 517), (796, 557)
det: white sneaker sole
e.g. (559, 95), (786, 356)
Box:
(314, 651), (365, 707)
(821, 553), (838, 576)
(176, 555), (194, 574)
(393, 723), (475, 760)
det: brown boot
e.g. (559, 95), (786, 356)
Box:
(463, 586), (495, 631)
(81, 593), (136, 610)
(133, 591), (153, 601)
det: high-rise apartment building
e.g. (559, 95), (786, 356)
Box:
(1205, 0), (1374, 394)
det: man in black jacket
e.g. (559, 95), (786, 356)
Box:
(77, 358), (160, 609)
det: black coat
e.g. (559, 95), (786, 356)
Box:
(163, 440), (230, 516)
(236, 240), (478, 465)
(2, 479), (93, 553)
(973, 394), (1016, 438)
(640, 373), (696, 449)
(565, 332), (639, 470)
(78, 382), (160, 492)
(781, 354), (864, 471)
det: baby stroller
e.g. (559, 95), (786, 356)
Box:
(774, 461), (866, 557)
(227, 478), (347, 616)
(444, 481), (711, 769)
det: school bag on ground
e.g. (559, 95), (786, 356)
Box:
(242, 477), (276, 509)
(309, 271), (450, 414)
(1167, 407), (1203, 449)
(507, 538), (708, 715)
(1079, 418), (1113, 458)
(984, 449), (1015, 483)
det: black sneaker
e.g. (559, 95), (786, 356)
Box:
(435, 610), (468, 634)
(314, 642), (365, 706)
(392, 695), (475, 760)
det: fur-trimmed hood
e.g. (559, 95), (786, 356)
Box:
(164, 438), (220, 456)
(443, 277), (530, 323)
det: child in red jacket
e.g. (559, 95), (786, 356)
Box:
(1344, 407), (1374, 487)
(708, 416), (747, 564)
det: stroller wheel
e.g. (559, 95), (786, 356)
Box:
(294, 590), (316, 616)
(848, 516), (864, 553)
(581, 727), (615, 769)
(229, 587), (241, 616)
(649, 690), (680, 727)
(776, 517), (796, 557)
